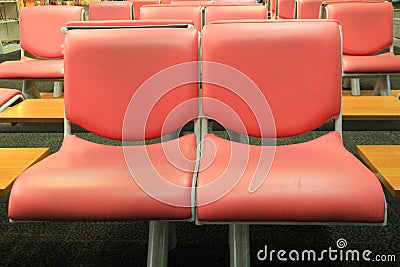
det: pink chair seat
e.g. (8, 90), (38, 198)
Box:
(343, 52), (400, 74)
(0, 89), (24, 107)
(0, 57), (64, 79)
(197, 132), (385, 223)
(9, 134), (196, 221)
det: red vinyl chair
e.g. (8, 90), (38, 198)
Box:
(295, 0), (362, 18)
(198, 20), (386, 266)
(131, 0), (160, 20)
(89, 1), (134, 20)
(64, 19), (196, 30)
(324, 1), (400, 96)
(204, 5), (267, 25)
(169, 0), (213, 5)
(140, 5), (203, 31)
(0, 89), (25, 113)
(0, 6), (84, 98)
(277, 0), (295, 18)
(295, 0), (324, 18)
(8, 26), (199, 266)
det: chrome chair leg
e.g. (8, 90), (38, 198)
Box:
(147, 221), (169, 267)
(351, 78), (360, 96)
(229, 224), (250, 267)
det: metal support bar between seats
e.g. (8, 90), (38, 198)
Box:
(147, 221), (169, 267)
(229, 224), (250, 267)
(192, 118), (202, 221)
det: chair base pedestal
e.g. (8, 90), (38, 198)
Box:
(351, 78), (360, 96)
(147, 221), (170, 267)
(53, 81), (63, 98)
(349, 76), (391, 96)
(373, 75), (391, 96)
(229, 224), (250, 267)
(22, 80), (41, 99)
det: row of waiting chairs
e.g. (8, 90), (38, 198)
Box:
(93, 3), (268, 31)
(0, 1), (398, 102)
(100, 0), (400, 96)
(95, 0), (400, 97)
(0, 5), (84, 98)
(0, 3), (267, 98)
(276, 0), (365, 19)
(89, 0), (262, 21)
(7, 20), (386, 267)
(271, 0), (400, 96)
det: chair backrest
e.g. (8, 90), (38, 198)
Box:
(89, 1), (134, 20)
(64, 27), (199, 141)
(201, 21), (342, 138)
(295, 0), (324, 18)
(19, 6), (84, 58)
(204, 5), (267, 25)
(140, 5), (203, 31)
(132, 0), (160, 19)
(64, 19), (195, 30)
(324, 1), (393, 55)
(278, 0), (296, 18)
(170, 0), (213, 5)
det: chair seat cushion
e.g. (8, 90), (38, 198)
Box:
(8, 134), (197, 221)
(0, 57), (64, 79)
(0, 89), (24, 107)
(343, 52), (400, 74)
(196, 132), (385, 223)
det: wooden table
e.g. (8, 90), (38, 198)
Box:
(0, 147), (50, 196)
(0, 99), (64, 123)
(391, 89), (400, 98)
(342, 96), (400, 120)
(342, 89), (400, 98)
(357, 145), (400, 197)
